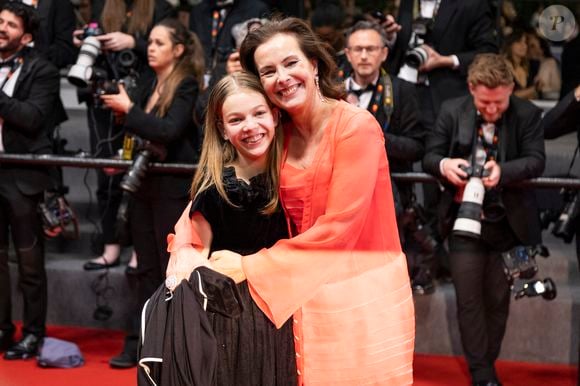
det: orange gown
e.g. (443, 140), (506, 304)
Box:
(169, 101), (415, 385)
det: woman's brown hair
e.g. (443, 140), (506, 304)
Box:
(191, 72), (283, 214)
(101, 0), (155, 36)
(239, 16), (345, 100)
(152, 18), (204, 117)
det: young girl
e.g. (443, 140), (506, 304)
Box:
(166, 72), (296, 386)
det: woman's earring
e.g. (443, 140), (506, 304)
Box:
(315, 74), (324, 101)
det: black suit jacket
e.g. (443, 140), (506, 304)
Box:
(34, 0), (77, 70)
(388, 0), (498, 112)
(189, 0), (270, 83)
(422, 95), (545, 245)
(0, 48), (60, 195)
(543, 87), (580, 140)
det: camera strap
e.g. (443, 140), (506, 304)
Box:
(368, 68), (394, 130)
(210, 6), (231, 71)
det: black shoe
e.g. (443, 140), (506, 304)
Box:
(0, 330), (14, 352)
(3, 333), (42, 360)
(83, 256), (120, 271)
(125, 265), (138, 276)
(411, 270), (435, 295)
(109, 351), (137, 368)
(473, 381), (502, 386)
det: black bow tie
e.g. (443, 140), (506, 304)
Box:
(349, 84), (375, 97)
(0, 58), (17, 69)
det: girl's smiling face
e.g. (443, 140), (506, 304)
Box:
(221, 89), (278, 165)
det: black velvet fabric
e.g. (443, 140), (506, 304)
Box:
(190, 167), (297, 386)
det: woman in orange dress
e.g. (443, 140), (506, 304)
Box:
(170, 17), (415, 385)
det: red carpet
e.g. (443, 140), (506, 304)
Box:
(0, 325), (576, 385)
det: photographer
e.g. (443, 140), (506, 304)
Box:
(74, 0), (174, 271)
(423, 53), (545, 386)
(0, 2), (60, 359)
(100, 18), (203, 368)
(342, 21), (429, 293)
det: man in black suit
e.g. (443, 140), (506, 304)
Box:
(423, 53), (545, 386)
(384, 0), (499, 289)
(343, 20), (428, 292)
(0, 1), (60, 360)
(388, 0), (498, 123)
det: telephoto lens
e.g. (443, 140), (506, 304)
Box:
(452, 177), (485, 238)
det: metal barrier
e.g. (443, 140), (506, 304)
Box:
(1, 153), (580, 189)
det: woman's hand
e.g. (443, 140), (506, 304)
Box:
(210, 250), (246, 283)
(97, 32), (136, 51)
(166, 245), (211, 291)
(100, 84), (133, 114)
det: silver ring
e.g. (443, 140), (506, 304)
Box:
(165, 275), (178, 289)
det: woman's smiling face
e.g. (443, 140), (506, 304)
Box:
(253, 33), (318, 115)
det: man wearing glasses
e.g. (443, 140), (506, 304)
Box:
(344, 20), (428, 293)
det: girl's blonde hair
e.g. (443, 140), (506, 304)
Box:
(191, 72), (283, 214)
(101, 0), (154, 36)
(152, 19), (204, 117)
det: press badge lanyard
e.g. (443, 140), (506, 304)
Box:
(368, 69), (394, 131)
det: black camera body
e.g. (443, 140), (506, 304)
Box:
(79, 21), (104, 40)
(552, 188), (579, 243)
(452, 163), (491, 238)
(68, 22), (139, 109)
(120, 137), (167, 194)
(459, 163), (491, 179)
(501, 245), (556, 301)
(399, 200), (438, 255)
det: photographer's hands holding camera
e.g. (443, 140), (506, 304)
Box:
(417, 45), (457, 72)
(73, 28), (136, 51)
(100, 83), (133, 114)
(441, 158), (501, 188)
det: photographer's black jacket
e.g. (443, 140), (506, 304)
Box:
(422, 94), (545, 245)
(388, 0), (498, 112)
(124, 75), (200, 198)
(543, 88), (580, 140)
(0, 47), (60, 196)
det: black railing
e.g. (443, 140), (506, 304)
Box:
(1, 153), (580, 189)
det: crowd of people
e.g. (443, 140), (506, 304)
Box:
(0, 0), (578, 385)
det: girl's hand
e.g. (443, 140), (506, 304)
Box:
(100, 83), (133, 114)
(166, 245), (211, 291)
(97, 32), (136, 51)
(210, 250), (246, 283)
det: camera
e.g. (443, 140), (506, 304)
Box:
(452, 164), (491, 238)
(399, 199), (438, 256)
(67, 22), (104, 88)
(543, 188), (579, 243)
(501, 245), (556, 301)
(398, 17), (433, 84)
(370, 10), (387, 23)
(120, 137), (167, 194)
(38, 190), (79, 240)
(68, 22), (139, 108)
(231, 17), (267, 50)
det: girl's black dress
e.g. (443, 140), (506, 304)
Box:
(190, 167), (296, 386)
